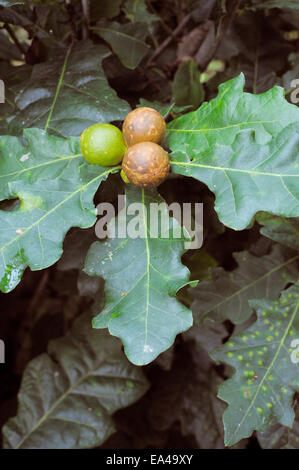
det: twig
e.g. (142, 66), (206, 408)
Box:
(3, 23), (27, 55)
(147, 13), (191, 66)
(174, 0), (184, 24)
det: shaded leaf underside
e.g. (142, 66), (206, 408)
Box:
(2, 314), (149, 449)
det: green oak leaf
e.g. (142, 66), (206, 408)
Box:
(191, 245), (299, 324)
(211, 283), (299, 446)
(257, 213), (299, 252)
(84, 185), (193, 366)
(166, 74), (299, 230)
(0, 129), (117, 293)
(2, 313), (149, 449)
(93, 21), (150, 70)
(8, 41), (130, 137)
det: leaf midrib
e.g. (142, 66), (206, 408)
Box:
(171, 160), (299, 178)
(141, 189), (150, 359)
(44, 44), (73, 131)
(167, 120), (281, 134)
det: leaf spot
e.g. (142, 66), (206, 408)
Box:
(20, 153), (30, 162)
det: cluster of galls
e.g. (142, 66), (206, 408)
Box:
(80, 107), (170, 188)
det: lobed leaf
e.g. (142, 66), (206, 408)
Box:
(8, 41), (130, 137)
(191, 245), (299, 324)
(0, 129), (116, 292)
(2, 313), (149, 449)
(211, 283), (299, 446)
